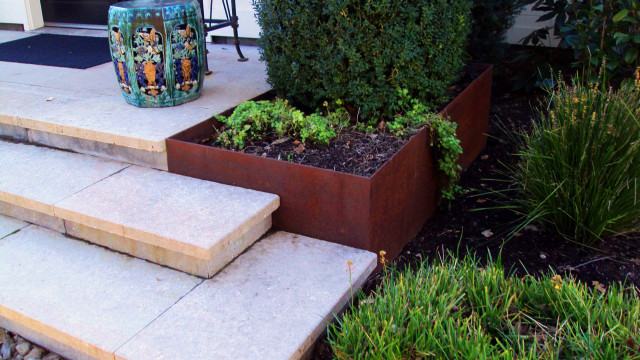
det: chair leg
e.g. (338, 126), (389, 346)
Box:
(230, 0), (248, 62)
(196, 0), (213, 74)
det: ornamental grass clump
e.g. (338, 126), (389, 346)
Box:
(253, 0), (472, 118)
(509, 69), (640, 244)
(328, 254), (640, 359)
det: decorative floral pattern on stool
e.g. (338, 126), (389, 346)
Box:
(109, 26), (132, 94)
(171, 24), (199, 93)
(107, 0), (206, 107)
(132, 26), (166, 96)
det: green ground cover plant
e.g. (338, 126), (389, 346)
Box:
(504, 69), (640, 244)
(214, 99), (349, 149)
(253, 0), (472, 118)
(329, 254), (640, 359)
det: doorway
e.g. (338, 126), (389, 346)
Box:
(40, 0), (119, 25)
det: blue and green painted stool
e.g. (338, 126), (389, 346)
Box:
(108, 0), (206, 107)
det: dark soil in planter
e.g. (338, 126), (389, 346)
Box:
(196, 65), (481, 177)
(310, 48), (640, 359)
(201, 131), (409, 177)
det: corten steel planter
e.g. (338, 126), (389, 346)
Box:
(167, 64), (493, 262)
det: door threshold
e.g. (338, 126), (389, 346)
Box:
(44, 22), (107, 30)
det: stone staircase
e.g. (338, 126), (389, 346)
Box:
(0, 30), (377, 360)
(0, 140), (376, 360)
(0, 140), (279, 278)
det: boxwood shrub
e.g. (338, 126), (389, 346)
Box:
(254, 0), (472, 118)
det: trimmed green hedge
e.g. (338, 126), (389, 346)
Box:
(254, 0), (472, 118)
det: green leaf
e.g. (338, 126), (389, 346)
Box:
(612, 9), (629, 22)
(624, 47), (638, 63)
(614, 32), (628, 45)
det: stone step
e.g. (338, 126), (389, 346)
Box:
(0, 140), (279, 277)
(0, 31), (270, 170)
(0, 219), (377, 360)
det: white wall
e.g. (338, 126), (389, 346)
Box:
(0, 0), (43, 30)
(505, 4), (559, 46)
(202, 0), (260, 38)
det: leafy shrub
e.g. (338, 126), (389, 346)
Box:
(524, 0), (640, 81)
(215, 99), (349, 149)
(253, 0), (472, 118)
(468, 0), (530, 63)
(508, 69), (640, 244)
(329, 254), (640, 359)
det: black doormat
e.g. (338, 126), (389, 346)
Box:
(0, 34), (111, 69)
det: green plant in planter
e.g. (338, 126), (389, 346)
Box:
(215, 94), (464, 200)
(387, 90), (463, 200)
(214, 99), (349, 149)
(506, 69), (640, 244)
(253, 0), (472, 118)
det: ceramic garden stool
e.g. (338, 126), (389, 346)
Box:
(108, 0), (206, 107)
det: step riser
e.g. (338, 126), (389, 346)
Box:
(0, 200), (65, 233)
(0, 307), (103, 360)
(0, 200), (271, 278)
(65, 216), (272, 278)
(0, 123), (167, 170)
(0, 123), (28, 142)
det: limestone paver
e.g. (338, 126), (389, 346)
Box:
(0, 141), (129, 215)
(54, 165), (280, 260)
(0, 83), (210, 152)
(0, 214), (27, 239)
(116, 231), (377, 360)
(0, 39), (269, 154)
(0, 225), (202, 360)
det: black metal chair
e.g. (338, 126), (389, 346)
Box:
(197, 0), (248, 63)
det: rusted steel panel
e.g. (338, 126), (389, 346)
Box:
(369, 128), (439, 261)
(443, 64), (493, 168)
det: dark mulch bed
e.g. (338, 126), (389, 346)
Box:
(395, 90), (640, 290)
(310, 53), (640, 359)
